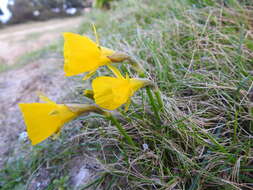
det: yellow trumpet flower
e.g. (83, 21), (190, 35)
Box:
(63, 32), (116, 79)
(19, 94), (104, 145)
(92, 67), (152, 110)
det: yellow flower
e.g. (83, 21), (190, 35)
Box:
(92, 67), (152, 110)
(19, 94), (104, 145)
(63, 32), (116, 79)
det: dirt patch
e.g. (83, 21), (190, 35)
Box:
(28, 167), (51, 190)
(0, 57), (73, 167)
(69, 157), (102, 190)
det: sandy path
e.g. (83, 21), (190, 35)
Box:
(0, 16), (83, 168)
(0, 17), (82, 39)
(0, 17), (83, 65)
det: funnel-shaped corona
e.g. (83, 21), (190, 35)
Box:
(92, 68), (152, 110)
(19, 95), (105, 145)
(63, 32), (115, 77)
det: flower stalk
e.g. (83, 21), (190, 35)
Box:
(146, 87), (161, 124)
(108, 53), (145, 76)
(106, 113), (136, 147)
(153, 86), (164, 113)
(66, 104), (106, 115)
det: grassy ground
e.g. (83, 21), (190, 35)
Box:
(1, 0), (253, 189)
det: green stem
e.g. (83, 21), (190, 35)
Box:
(154, 87), (164, 112)
(107, 114), (136, 147)
(146, 87), (161, 123)
(138, 65), (164, 114)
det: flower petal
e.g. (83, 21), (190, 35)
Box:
(107, 65), (124, 79)
(37, 91), (56, 104)
(63, 32), (101, 76)
(92, 76), (131, 110)
(130, 78), (150, 93)
(19, 103), (76, 145)
(83, 69), (96, 80)
(101, 46), (115, 57)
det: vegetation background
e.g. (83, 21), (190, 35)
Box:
(0, 0), (253, 189)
